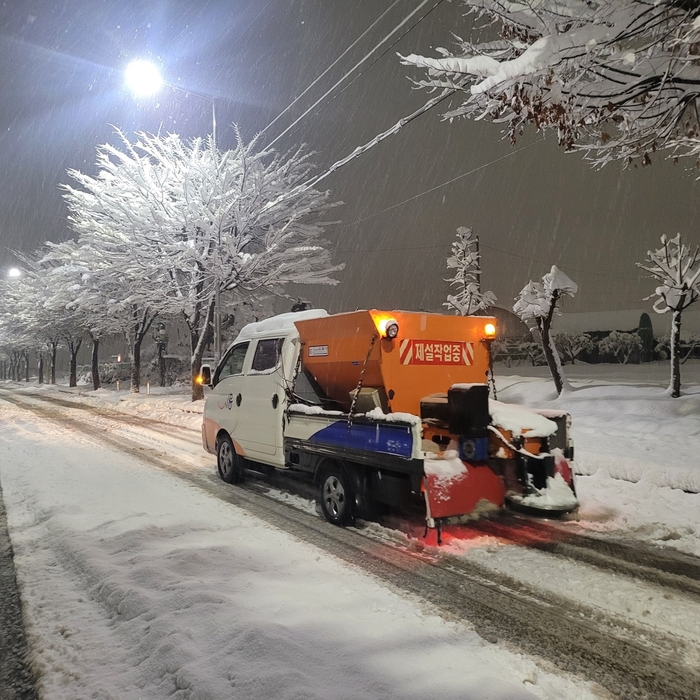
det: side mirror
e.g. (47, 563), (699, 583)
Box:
(199, 364), (213, 387)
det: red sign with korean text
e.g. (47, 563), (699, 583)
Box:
(399, 339), (474, 366)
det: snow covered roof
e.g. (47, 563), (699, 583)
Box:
(235, 309), (328, 342)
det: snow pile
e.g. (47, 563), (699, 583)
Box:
(424, 443), (467, 480)
(236, 308), (328, 341)
(288, 403), (343, 417)
(32, 383), (204, 431)
(510, 473), (578, 511)
(424, 442), (469, 506)
(489, 400), (558, 438)
(363, 407), (422, 425)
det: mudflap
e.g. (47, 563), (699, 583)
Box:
(424, 463), (505, 523)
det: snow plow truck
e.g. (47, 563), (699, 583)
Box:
(200, 309), (577, 539)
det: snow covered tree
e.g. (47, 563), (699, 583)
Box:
(0, 269), (50, 383)
(554, 331), (594, 365)
(444, 226), (497, 315)
(39, 239), (146, 391)
(598, 331), (643, 364)
(401, 1), (700, 169)
(638, 233), (700, 396)
(62, 129), (341, 400)
(513, 266), (578, 394)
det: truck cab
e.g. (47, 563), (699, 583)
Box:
(202, 310), (327, 471)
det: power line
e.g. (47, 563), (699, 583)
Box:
(332, 138), (545, 231)
(266, 0), (436, 150)
(334, 239), (644, 281)
(281, 0), (448, 146)
(324, 134), (643, 281)
(304, 88), (456, 191)
(258, 0), (404, 140)
(218, 0), (277, 55)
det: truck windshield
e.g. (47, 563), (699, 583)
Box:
(215, 342), (249, 383)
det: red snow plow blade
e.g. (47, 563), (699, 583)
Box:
(424, 462), (505, 521)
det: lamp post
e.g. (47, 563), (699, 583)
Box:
(152, 322), (168, 387)
(124, 59), (222, 362)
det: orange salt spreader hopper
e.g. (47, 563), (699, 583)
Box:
(294, 309), (497, 415)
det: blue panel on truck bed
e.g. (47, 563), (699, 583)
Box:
(309, 421), (413, 458)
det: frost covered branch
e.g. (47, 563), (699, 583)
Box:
(401, 1), (700, 169)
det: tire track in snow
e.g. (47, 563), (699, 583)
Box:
(0, 477), (38, 700)
(3, 390), (700, 700)
(14, 389), (700, 596)
(468, 516), (700, 598)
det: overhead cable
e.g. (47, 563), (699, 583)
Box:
(266, 0), (436, 150)
(282, 0), (447, 146)
(258, 0), (403, 140)
(302, 88), (456, 191)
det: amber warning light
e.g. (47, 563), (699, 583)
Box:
(484, 323), (496, 338)
(372, 314), (400, 340)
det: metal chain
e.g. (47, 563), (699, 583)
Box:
(348, 333), (378, 426)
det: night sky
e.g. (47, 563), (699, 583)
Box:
(1, 0), (699, 327)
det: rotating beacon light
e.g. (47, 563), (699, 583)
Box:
(483, 322), (496, 339)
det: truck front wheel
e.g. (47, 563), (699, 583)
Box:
(320, 465), (354, 527)
(217, 434), (243, 484)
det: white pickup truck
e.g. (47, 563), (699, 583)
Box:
(201, 308), (577, 536)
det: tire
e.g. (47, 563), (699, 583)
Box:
(217, 434), (242, 484)
(320, 464), (354, 526)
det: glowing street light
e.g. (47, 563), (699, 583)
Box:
(124, 59), (163, 97)
(7, 267), (21, 278)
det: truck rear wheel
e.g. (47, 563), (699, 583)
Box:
(217, 434), (243, 484)
(320, 465), (354, 526)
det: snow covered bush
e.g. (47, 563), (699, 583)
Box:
(513, 266), (577, 394)
(656, 334), (700, 364)
(401, 1), (700, 170)
(554, 332), (594, 365)
(444, 226), (496, 315)
(638, 234), (700, 397)
(518, 340), (546, 367)
(598, 331), (643, 365)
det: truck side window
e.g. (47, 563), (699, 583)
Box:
(216, 342), (249, 383)
(250, 338), (284, 373)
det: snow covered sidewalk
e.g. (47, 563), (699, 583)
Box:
(493, 364), (700, 557)
(0, 392), (595, 700)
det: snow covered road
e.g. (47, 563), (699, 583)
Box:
(1, 387), (700, 699)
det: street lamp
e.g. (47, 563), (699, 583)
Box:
(124, 59), (217, 145)
(124, 59), (222, 361)
(7, 267), (21, 278)
(124, 60), (163, 97)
